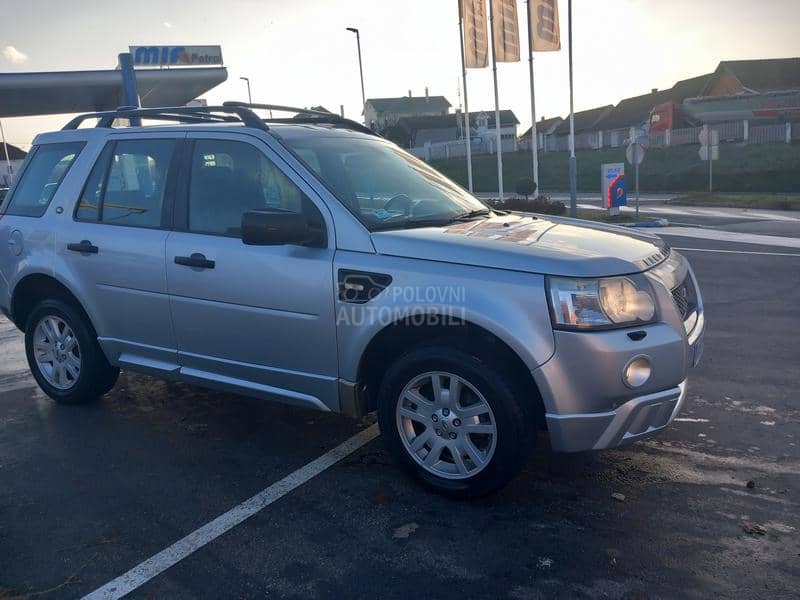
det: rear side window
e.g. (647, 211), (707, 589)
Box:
(76, 139), (176, 228)
(3, 142), (84, 217)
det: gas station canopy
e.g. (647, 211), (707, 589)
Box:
(0, 67), (228, 117)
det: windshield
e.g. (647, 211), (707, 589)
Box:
(282, 135), (491, 230)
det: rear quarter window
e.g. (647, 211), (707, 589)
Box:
(2, 142), (85, 217)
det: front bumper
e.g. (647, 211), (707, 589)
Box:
(545, 381), (687, 452)
(535, 254), (705, 453)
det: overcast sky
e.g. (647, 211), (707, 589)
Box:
(2, 0), (799, 148)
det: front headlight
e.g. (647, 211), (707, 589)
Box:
(547, 275), (657, 330)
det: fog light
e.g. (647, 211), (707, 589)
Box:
(623, 356), (652, 388)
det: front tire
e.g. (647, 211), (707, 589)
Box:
(377, 345), (532, 497)
(24, 299), (119, 404)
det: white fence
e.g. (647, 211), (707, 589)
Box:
(411, 137), (518, 161)
(511, 120), (796, 157)
(749, 123), (790, 145)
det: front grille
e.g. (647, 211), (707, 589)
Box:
(672, 284), (690, 319)
(671, 276), (697, 322)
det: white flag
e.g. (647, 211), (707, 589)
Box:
(461, 0), (489, 68)
(530, 0), (561, 51)
(492, 0), (520, 63)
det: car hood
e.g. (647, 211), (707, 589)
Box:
(370, 213), (669, 277)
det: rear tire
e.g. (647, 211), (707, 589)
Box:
(377, 344), (532, 498)
(24, 299), (119, 404)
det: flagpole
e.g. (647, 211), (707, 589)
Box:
(526, 0), (539, 188)
(488, 0), (504, 201)
(567, 0), (577, 217)
(457, 1), (474, 192)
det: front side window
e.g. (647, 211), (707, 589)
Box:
(2, 142), (84, 217)
(76, 139), (175, 227)
(282, 136), (490, 231)
(187, 139), (323, 238)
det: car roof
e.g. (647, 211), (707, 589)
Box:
(33, 103), (381, 146)
(33, 120), (381, 146)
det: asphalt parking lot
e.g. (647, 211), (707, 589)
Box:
(1, 216), (799, 599)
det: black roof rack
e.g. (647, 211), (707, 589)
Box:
(223, 101), (335, 118)
(223, 101), (377, 136)
(62, 105), (269, 131)
(61, 102), (378, 137)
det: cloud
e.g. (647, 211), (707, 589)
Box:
(163, 21), (173, 28)
(2, 45), (28, 64)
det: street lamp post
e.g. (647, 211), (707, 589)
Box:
(346, 27), (366, 125)
(567, 0), (577, 218)
(240, 77), (252, 103)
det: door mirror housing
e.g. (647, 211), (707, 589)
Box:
(241, 210), (311, 246)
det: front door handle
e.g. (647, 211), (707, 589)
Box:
(67, 240), (99, 254)
(174, 253), (215, 269)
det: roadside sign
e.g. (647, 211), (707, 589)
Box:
(607, 174), (627, 208)
(628, 127), (649, 149)
(626, 142), (646, 165)
(698, 146), (719, 161)
(699, 128), (719, 160)
(601, 163), (625, 215)
(625, 139), (646, 218)
(699, 125), (719, 191)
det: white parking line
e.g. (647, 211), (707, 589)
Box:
(658, 227), (800, 249)
(83, 423), (381, 600)
(674, 247), (800, 257)
(573, 203), (800, 221)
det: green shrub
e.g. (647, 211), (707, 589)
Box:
(500, 195), (566, 215)
(514, 177), (537, 199)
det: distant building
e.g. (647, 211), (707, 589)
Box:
(1, 143), (26, 187)
(394, 110), (519, 150)
(532, 57), (800, 151)
(552, 105), (613, 137)
(518, 116), (563, 149)
(471, 110), (520, 142)
(597, 74), (711, 133)
(704, 57), (800, 96)
(364, 90), (451, 131)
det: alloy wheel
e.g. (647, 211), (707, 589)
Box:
(395, 371), (497, 480)
(33, 316), (81, 390)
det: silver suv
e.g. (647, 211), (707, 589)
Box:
(0, 104), (704, 496)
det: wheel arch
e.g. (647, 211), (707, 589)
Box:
(356, 318), (547, 430)
(10, 273), (98, 336)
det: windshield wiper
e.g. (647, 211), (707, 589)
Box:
(371, 217), (457, 231)
(452, 209), (492, 221)
(371, 210), (493, 232)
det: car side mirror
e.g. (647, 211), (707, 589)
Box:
(241, 210), (311, 246)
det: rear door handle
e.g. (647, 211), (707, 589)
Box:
(67, 240), (99, 254)
(174, 253), (215, 269)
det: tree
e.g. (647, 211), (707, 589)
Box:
(515, 177), (537, 200)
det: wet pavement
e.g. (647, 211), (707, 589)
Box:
(1, 220), (799, 599)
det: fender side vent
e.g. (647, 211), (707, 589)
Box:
(338, 270), (392, 304)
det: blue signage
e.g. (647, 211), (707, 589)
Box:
(607, 174), (627, 208)
(129, 45), (223, 67)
